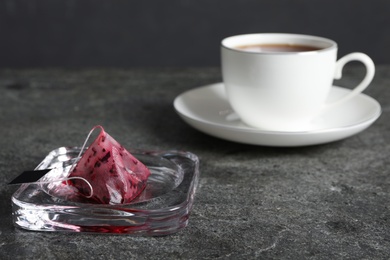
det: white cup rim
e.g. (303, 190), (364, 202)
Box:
(221, 33), (337, 55)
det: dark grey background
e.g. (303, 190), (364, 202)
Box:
(0, 0), (389, 68)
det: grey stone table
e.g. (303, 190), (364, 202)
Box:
(0, 66), (389, 259)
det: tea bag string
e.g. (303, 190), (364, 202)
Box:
(65, 177), (94, 198)
(37, 176), (94, 198)
(65, 125), (103, 199)
(69, 125), (103, 174)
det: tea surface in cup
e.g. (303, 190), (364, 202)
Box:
(235, 43), (322, 53)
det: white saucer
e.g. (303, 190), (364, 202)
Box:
(173, 83), (381, 147)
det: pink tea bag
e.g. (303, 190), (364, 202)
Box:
(68, 126), (150, 204)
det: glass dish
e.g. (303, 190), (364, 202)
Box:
(11, 147), (200, 236)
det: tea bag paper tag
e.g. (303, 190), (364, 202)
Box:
(8, 169), (52, 185)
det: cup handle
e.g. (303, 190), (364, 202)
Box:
(325, 52), (375, 109)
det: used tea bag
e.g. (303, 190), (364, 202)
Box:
(68, 126), (150, 204)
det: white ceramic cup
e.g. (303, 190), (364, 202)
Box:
(221, 33), (375, 131)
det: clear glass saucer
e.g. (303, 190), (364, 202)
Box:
(11, 147), (200, 236)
